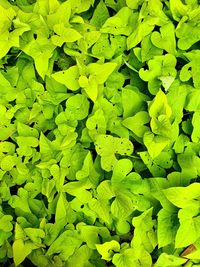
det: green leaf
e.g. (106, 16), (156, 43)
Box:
(113, 247), (152, 267)
(67, 245), (93, 267)
(177, 20), (200, 50)
(121, 87), (147, 118)
(139, 55), (177, 94)
(46, 230), (82, 261)
(123, 111), (150, 138)
(22, 38), (56, 79)
(132, 208), (157, 253)
(127, 19), (154, 50)
(169, 0), (189, 21)
(96, 240), (120, 261)
(101, 7), (133, 36)
(151, 23), (176, 54)
(95, 134), (133, 171)
(139, 151), (167, 177)
(89, 198), (112, 225)
(111, 193), (134, 219)
(155, 253), (187, 267)
(65, 94), (90, 120)
(126, 0), (143, 9)
(1, 155), (17, 171)
(143, 131), (170, 159)
(51, 23), (82, 46)
(163, 183), (200, 208)
(13, 223), (37, 266)
(180, 51), (200, 88)
(192, 111), (200, 142)
(39, 132), (58, 161)
(51, 65), (80, 91)
(87, 62), (117, 84)
(157, 209), (178, 247)
(175, 206), (200, 248)
(90, 0), (110, 27)
(137, 34), (163, 63)
(149, 89), (172, 119)
(76, 152), (99, 186)
(13, 239), (33, 266)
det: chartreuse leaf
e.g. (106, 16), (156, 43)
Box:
(180, 51), (200, 89)
(177, 152), (200, 180)
(22, 38), (56, 79)
(91, 33), (113, 59)
(134, 34), (163, 63)
(169, 0), (189, 21)
(127, 16), (154, 50)
(39, 132), (58, 161)
(89, 198), (112, 225)
(149, 89), (172, 119)
(97, 180), (115, 200)
(51, 23), (82, 46)
(176, 19), (200, 50)
(95, 134), (133, 171)
(77, 222), (111, 249)
(111, 159), (133, 188)
(13, 223), (38, 266)
(101, 7), (133, 36)
(90, 0), (109, 27)
(163, 183), (200, 208)
(143, 131), (170, 159)
(86, 109), (107, 140)
(157, 209), (178, 247)
(65, 94), (90, 120)
(96, 240), (120, 261)
(139, 55), (177, 94)
(1, 0), (200, 266)
(151, 22), (176, 54)
(113, 246), (152, 267)
(55, 193), (72, 225)
(131, 208), (157, 253)
(126, 0), (143, 9)
(175, 205), (200, 248)
(66, 245), (93, 267)
(79, 62), (117, 102)
(76, 152), (99, 186)
(63, 179), (93, 204)
(139, 151), (166, 176)
(173, 134), (189, 153)
(87, 62), (117, 84)
(111, 193), (134, 219)
(51, 65), (80, 91)
(192, 111), (200, 142)
(154, 253), (187, 267)
(46, 0), (71, 29)
(46, 230), (82, 261)
(1, 155), (17, 171)
(0, 213), (13, 233)
(121, 87), (148, 118)
(68, 0), (94, 13)
(123, 111), (150, 138)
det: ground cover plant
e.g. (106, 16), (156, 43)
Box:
(0, 0), (200, 266)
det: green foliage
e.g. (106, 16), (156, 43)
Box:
(0, 0), (200, 266)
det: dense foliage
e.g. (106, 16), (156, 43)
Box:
(0, 0), (200, 266)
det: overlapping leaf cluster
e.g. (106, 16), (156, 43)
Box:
(0, 0), (200, 266)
